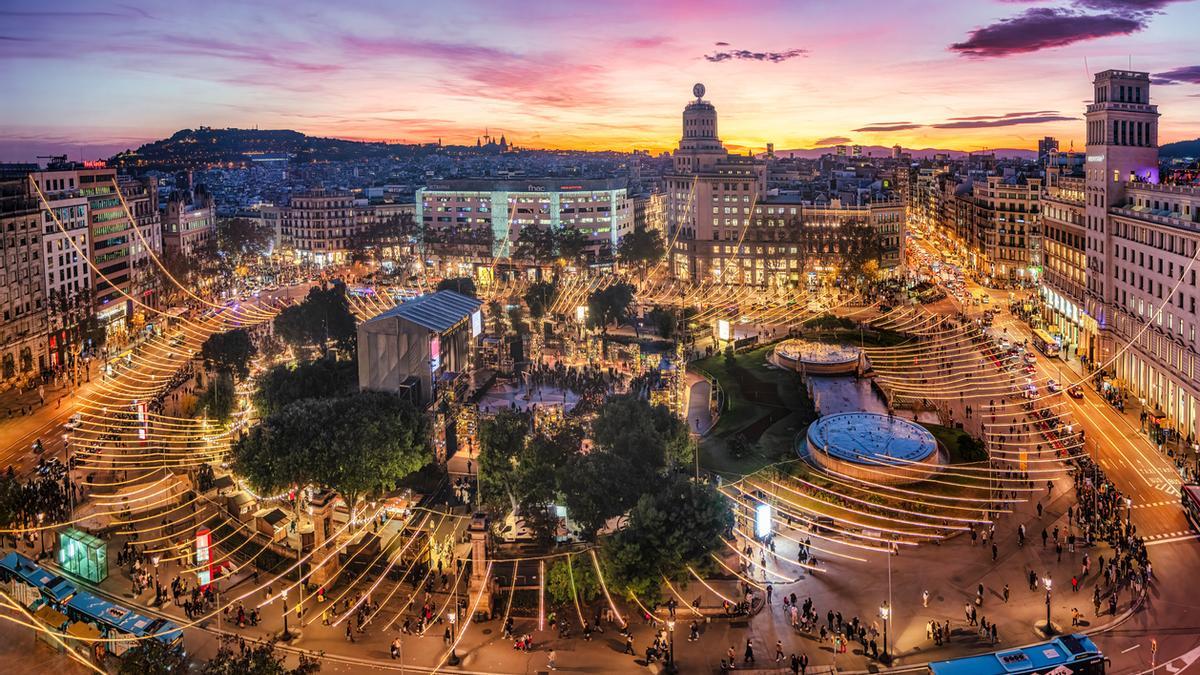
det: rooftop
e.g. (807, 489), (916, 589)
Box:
(372, 289), (482, 332)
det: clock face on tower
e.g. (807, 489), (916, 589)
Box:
(693, 83), (705, 99)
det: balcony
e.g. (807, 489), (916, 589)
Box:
(1109, 206), (1200, 234)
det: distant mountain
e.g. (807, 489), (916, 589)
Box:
(109, 127), (439, 169)
(767, 145), (1038, 160)
(1160, 138), (1200, 158)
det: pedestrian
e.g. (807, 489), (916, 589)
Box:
(547, 649), (557, 671)
(390, 637), (401, 659)
(992, 543), (998, 561)
(1003, 584), (1010, 603)
(790, 653), (801, 674)
(776, 639), (785, 662)
(745, 638), (755, 664)
(922, 589), (929, 607)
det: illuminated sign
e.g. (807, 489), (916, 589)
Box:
(717, 319), (731, 342)
(1086, 154), (1105, 163)
(195, 528), (212, 586)
(471, 309), (482, 337)
(430, 335), (441, 371)
(576, 306), (587, 322)
(755, 503), (773, 538)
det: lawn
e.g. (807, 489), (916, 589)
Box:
(691, 345), (817, 477)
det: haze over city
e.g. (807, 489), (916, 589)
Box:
(3, 0), (1200, 160)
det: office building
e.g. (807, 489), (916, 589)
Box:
(416, 178), (632, 265)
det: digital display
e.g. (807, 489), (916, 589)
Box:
(471, 309), (482, 337)
(430, 335), (441, 371)
(755, 503), (772, 538)
(717, 319), (731, 342)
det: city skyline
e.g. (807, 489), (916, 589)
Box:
(2, 0), (1200, 161)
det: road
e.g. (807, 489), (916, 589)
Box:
(911, 232), (1200, 673)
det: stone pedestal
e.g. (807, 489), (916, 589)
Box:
(467, 512), (492, 619)
(307, 489), (337, 589)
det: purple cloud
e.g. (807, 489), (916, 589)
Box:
(815, 136), (852, 145)
(950, 8), (1143, 58)
(705, 47), (807, 63)
(946, 110), (1058, 120)
(714, 41), (730, 46)
(854, 123), (923, 132)
(1153, 65), (1200, 85)
(932, 114), (1077, 129)
(1074, 0), (1184, 13)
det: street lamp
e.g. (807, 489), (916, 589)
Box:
(37, 513), (46, 558)
(879, 601), (891, 664)
(447, 611), (459, 665)
(1125, 497), (1133, 526)
(1042, 575), (1053, 636)
(667, 618), (676, 671)
(281, 588), (292, 640)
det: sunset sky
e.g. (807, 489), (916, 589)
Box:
(2, 0), (1199, 161)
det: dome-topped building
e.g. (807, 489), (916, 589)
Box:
(674, 83), (729, 174)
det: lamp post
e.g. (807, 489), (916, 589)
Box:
(447, 611), (459, 666)
(37, 513), (46, 558)
(152, 554), (161, 604)
(281, 588), (292, 640)
(1042, 575), (1053, 636)
(1125, 497), (1133, 527)
(62, 433), (73, 516)
(879, 601), (891, 664)
(667, 618), (676, 671)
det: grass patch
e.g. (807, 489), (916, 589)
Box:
(691, 345), (817, 476)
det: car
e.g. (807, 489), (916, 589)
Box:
(998, 338), (1010, 350)
(1023, 363), (1036, 374)
(981, 294), (990, 304)
(63, 413), (83, 431)
(1023, 352), (1037, 365)
(1047, 379), (1062, 393)
(1067, 385), (1084, 399)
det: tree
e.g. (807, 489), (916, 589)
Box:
(557, 450), (638, 541)
(273, 282), (357, 354)
(646, 306), (677, 340)
(251, 357), (358, 417)
(349, 212), (415, 264)
(477, 409), (577, 521)
(556, 226), (590, 266)
(513, 227), (557, 264)
(586, 282), (634, 335)
(523, 280), (557, 319)
(617, 225), (665, 271)
(200, 328), (257, 380)
(592, 395), (693, 470)
(215, 217), (272, 264)
(436, 276), (477, 298)
(119, 638), (191, 675)
(234, 390), (430, 512)
(198, 371), (237, 424)
(201, 635), (320, 675)
(603, 475), (732, 602)
(0, 469), (24, 528)
(545, 557), (600, 606)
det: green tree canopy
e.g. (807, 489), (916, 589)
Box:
(200, 328), (257, 380)
(201, 635), (321, 675)
(557, 450), (639, 541)
(592, 395), (693, 470)
(545, 556), (600, 606)
(513, 227), (558, 264)
(477, 409), (579, 523)
(251, 357), (358, 417)
(585, 282), (634, 334)
(215, 217), (272, 264)
(603, 475), (732, 602)
(436, 276), (477, 298)
(273, 282), (357, 354)
(523, 280), (557, 319)
(234, 390), (430, 510)
(118, 638), (191, 675)
(556, 226), (590, 266)
(617, 224), (665, 271)
(198, 371), (237, 424)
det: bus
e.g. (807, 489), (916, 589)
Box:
(928, 634), (1105, 675)
(0, 552), (183, 659)
(1183, 484), (1200, 531)
(1031, 329), (1062, 357)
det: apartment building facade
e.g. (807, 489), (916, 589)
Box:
(0, 180), (49, 380)
(280, 189), (359, 266)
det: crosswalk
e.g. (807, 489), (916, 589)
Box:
(1144, 529), (1193, 541)
(1131, 499), (1177, 509)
